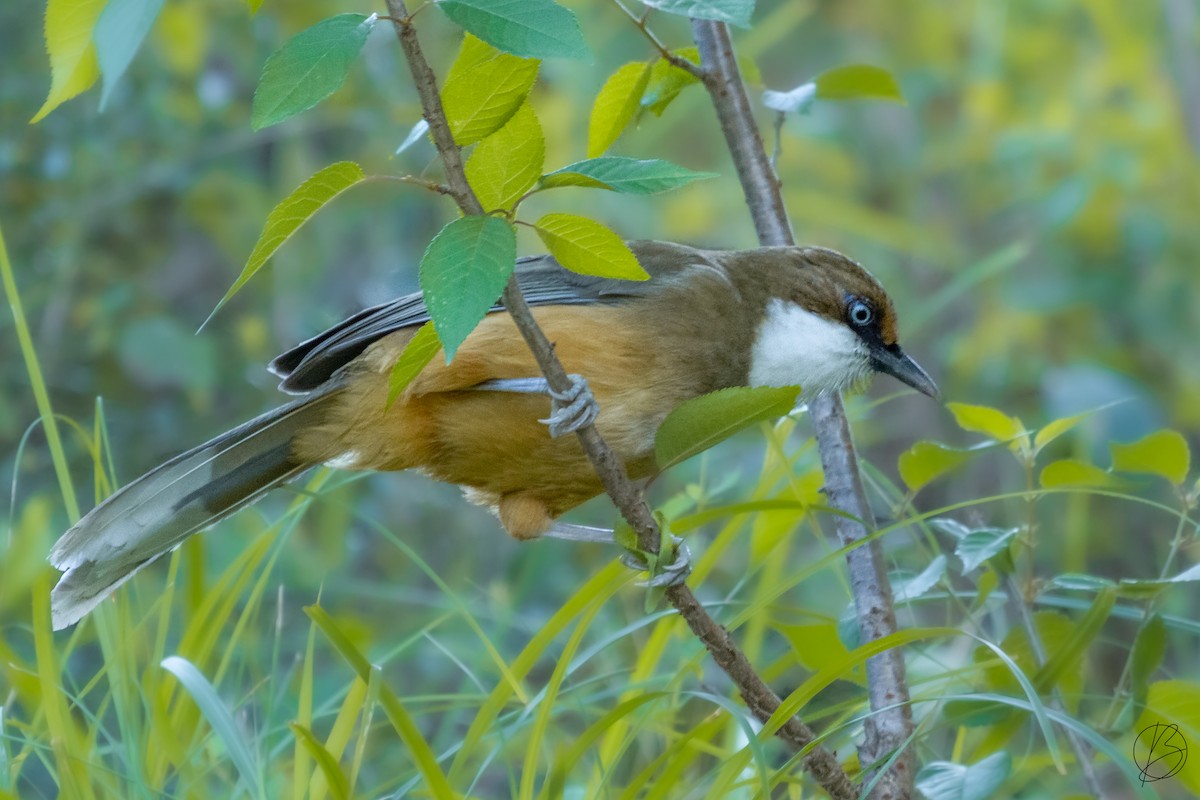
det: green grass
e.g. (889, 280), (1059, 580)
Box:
(3, 217), (1199, 798)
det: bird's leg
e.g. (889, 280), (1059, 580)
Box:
(472, 375), (599, 438)
(543, 522), (693, 587)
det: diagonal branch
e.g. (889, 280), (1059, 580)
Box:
(690, 18), (915, 799)
(383, 2), (855, 797)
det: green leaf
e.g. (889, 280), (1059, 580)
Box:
(437, 0), (589, 60)
(1110, 429), (1191, 485)
(930, 518), (1017, 575)
(637, 0), (755, 28)
(540, 157), (716, 194)
(251, 13), (376, 131)
(915, 753), (1012, 800)
(1117, 563), (1200, 598)
(655, 386), (800, 471)
(946, 402), (1026, 443)
(387, 322), (442, 407)
(94, 0), (165, 109)
(534, 213), (648, 280)
(775, 622), (863, 685)
(588, 62), (652, 157)
(1134, 681), (1200, 792)
(31, 0), (105, 123)
(465, 102), (544, 211)
(207, 161), (365, 326)
(1042, 573), (1116, 593)
(1038, 459), (1121, 488)
(893, 556), (947, 604)
(1131, 614), (1167, 712)
(642, 48), (700, 116)
(815, 64), (905, 103)
(442, 34), (540, 145)
(161, 656), (263, 798)
(1034, 412), (1087, 452)
(897, 440), (975, 492)
(419, 216), (516, 360)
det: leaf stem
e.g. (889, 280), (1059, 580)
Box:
(610, 0), (705, 77)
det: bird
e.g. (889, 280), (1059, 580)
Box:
(48, 241), (938, 629)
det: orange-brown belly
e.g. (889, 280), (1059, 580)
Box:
(293, 304), (700, 537)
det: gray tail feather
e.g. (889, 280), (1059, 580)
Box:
(49, 389), (340, 630)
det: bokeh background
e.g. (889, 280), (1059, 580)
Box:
(2, 0), (1199, 797)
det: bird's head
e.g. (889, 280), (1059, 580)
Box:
(736, 246), (939, 400)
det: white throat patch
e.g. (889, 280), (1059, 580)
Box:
(748, 299), (869, 395)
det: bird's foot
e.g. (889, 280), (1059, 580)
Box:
(539, 374), (599, 438)
(621, 536), (692, 587)
(542, 523), (691, 587)
(471, 374), (599, 438)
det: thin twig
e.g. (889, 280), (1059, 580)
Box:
(368, 174), (455, 197)
(690, 17), (915, 799)
(382, 3), (855, 798)
(610, 0), (705, 77)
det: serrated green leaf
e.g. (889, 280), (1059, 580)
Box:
(540, 157), (716, 194)
(95, 0), (165, 109)
(534, 213), (648, 280)
(438, 0), (589, 60)
(161, 656), (263, 798)
(251, 13), (375, 131)
(1134, 681), (1200, 792)
(442, 34), (540, 145)
(1039, 459), (1120, 488)
(1131, 614), (1167, 711)
(207, 161), (365, 325)
(897, 440), (975, 492)
(642, 48), (700, 116)
(387, 322), (441, 407)
(654, 386), (799, 471)
(955, 526), (1018, 573)
(419, 216), (516, 360)
(1111, 429), (1191, 485)
(465, 102), (544, 210)
(893, 555), (947, 604)
(915, 753), (1011, 800)
(1034, 412), (1087, 452)
(947, 402), (1026, 446)
(32, 0), (106, 123)
(588, 61), (652, 157)
(815, 64), (905, 103)
(637, 0), (755, 27)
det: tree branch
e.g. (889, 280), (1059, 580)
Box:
(383, 3), (855, 797)
(690, 18), (915, 799)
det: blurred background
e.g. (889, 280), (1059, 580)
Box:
(2, 0), (1198, 796)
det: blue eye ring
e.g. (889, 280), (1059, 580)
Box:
(848, 299), (873, 327)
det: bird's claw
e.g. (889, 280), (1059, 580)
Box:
(620, 536), (692, 587)
(539, 374), (599, 438)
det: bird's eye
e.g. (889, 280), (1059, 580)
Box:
(848, 299), (873, 327)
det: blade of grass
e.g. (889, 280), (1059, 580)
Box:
(518, 599), (604, 800)
(305, 605), (455, 798)
(161, 655), (265, 800)
(311, 677), (367, 800)
(0, 223), (79, 521)
(291, 723), (351, 800)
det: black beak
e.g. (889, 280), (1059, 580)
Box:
(870, 345), (940, 400)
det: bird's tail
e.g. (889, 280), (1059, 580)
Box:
(49, 390), (341, 629)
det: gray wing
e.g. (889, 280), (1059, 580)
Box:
(270, 243), (714, 393)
